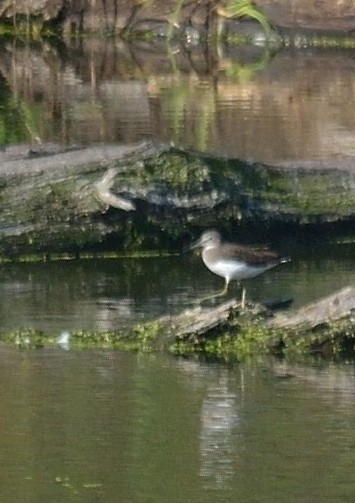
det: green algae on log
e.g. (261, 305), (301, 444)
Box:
(170, 286), (355, 359)
(0, 141), (355, 259)
(2, 286), (355, 360)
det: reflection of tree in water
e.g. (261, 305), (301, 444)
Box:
(0, 76), (40, 145)
(199, 371), (241, 490)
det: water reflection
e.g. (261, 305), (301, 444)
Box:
(199, 371), (240, 490)
(1, 39), (354, 161)
(272, 361), (355, 409)
(1, 349), (355, 502)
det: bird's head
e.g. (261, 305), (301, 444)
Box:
(190, 230), (221, 250)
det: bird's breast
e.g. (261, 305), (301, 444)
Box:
(202, 247), (278, 281)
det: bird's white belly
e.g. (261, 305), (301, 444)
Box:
(204, 258), (270, 281)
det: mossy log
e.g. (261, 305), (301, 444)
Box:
(154, 285), (355, 358)
(1, 141), (355, 259)
(0, 141), (163, 257)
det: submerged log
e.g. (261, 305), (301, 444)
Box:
(2, 286), (355, 358)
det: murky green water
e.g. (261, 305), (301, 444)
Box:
(1, 247), (355, 503)
(1, 349), (355, 502)
(0, 245), (354, 334)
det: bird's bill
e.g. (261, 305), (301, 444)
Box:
(189, 236), (203, 250)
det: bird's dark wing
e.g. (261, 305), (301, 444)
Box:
(224, 243), (284, 266)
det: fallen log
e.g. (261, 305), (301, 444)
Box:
(1, 140), (355, 259)
(153, 285), (355, 358)
(268, 286), (355, 330)
(156, 299), (245, 344)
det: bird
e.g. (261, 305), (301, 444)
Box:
(190, 230), (290, 307)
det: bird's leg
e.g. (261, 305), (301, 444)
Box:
(218, 278), (229, 297)
(241, 286), (246, 309)
(196, 278), (229, 304)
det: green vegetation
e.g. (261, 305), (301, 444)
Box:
(171, 312), (355, 361)
(0, 0), (272, 42)
(0, 87), (42, 145)
(139, 152), (210, 194)
(0, 17), (55, 38)
(217, 0), (271, 37)
(3, 304), (355, 361)
(284, 34), (355, 50)
(1, 319), (167, 352)
(0, 0), (354, 50)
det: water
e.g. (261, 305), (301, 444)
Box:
(1, 350), (355, 502)
(2, 41), (355, 162)
(0, 246), (355, 334)
(1, 37), (355, 501)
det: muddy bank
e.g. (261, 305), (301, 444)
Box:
(0, 141), (354, 258)
(1, 0), (354, 37)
